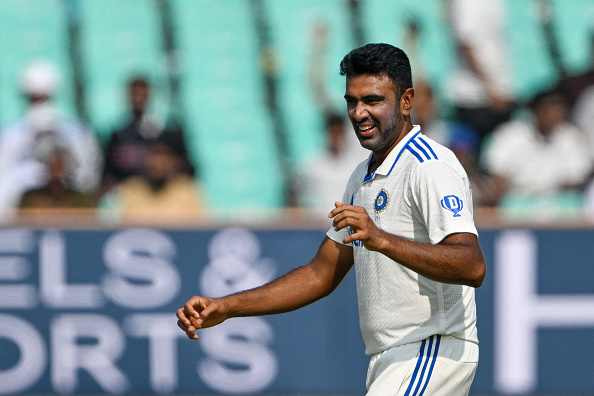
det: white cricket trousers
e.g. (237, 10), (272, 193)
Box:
(365, 335), (479, 396)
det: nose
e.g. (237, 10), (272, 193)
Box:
(351, 102), (369, 122)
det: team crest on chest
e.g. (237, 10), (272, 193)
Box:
(374, 189), (390, 213)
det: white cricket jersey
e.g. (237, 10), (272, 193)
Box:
(327, 126), (479, 355)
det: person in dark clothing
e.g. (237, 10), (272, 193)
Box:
(101, 77), (194, 193)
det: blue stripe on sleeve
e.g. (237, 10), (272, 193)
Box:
(418, 137), (439, 160)
(387, 130), (421, 174)
(406, 146), (425, 163)
(411, 139), (433, 161)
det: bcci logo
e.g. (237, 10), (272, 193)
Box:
(441, 195), (463, 217)
(374, 189), (389, 213)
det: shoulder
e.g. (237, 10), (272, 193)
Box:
(555, 121), (587, 138)
(58, 118), (91, 136)
(406, 134), (463, 171)
(0, 120), (27, 141)
(404, 136), (468, 186)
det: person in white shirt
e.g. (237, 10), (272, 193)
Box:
(0, 59), (102, 221)
(290, 111), (367, 217)
(481, 89), (592, 215)
(445, 0), (515, 146)
(177, 43), (486, 396)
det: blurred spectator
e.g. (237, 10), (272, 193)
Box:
(563, 32), (594, 159)
(0, 59), (102, 221)
(401, 17), (428, 85)
(481, 89), (592, 215)
(413, 81), (497, 206)
(289, 112), (364, 216)
(100, 132), (204, 223)
(572, 85), (594, 158)
(444, 0), (515, 146)
(18, 135), (96, 212)
(101, 76), (194, 193)
(299, 20), (367, 216)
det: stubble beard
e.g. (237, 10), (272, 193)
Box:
(357, 107), (401, 154)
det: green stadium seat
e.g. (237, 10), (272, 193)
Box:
(264, 0), (355, 168)
(170, 0), (284, 210)
(76, 0), (170, 139)
(548, 0), (594, 74)
(504, 0), (558, 101)
(0, 0), (75, 127)
(360, 0), (455, 94)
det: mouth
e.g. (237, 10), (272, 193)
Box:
(357, 124), (376, 138)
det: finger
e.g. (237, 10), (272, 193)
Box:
(179, 318), (196, 337)
(330, 205), (365, 221)
(184, 298), (201, 319)
(333, 211), (363, 231)
(328, 201), (341, 218)
(331, 209), (353, 226)
(198, 301), (219, 322)
(333, 218), (353, 232)
(176, 307), (192, 328)
(186, 327), (198, 340)
(328, 202), (353, 218)
(189, 315), (203, 329)
(343, 232), (361, 245)
(177, 318), (189, 331)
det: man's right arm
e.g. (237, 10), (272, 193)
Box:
(176, 236), (354, 339)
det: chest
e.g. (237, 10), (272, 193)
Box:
(352, 173), (422, 237)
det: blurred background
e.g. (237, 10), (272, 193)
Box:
(0, 0), (593, 395)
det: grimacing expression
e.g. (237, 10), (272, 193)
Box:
(344, 74), (405, 157)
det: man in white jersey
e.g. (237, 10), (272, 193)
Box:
(177, 43), (486, 395)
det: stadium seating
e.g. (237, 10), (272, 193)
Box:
(0, 0), (75, 127)
(169, 0), (285, 211)
(264, 0), (354, 168)
(547, 0), (594, 74)
(1, 0), (593, 213)
(76, 0), (171, 139)
(506, 0), (593, 101)
(360, 0), (456, 89)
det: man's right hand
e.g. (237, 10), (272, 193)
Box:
(176, 296), (230, 339)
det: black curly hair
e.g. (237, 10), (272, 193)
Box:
(339, 43), (413, 97)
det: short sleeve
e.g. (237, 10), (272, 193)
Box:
(412, 161), (478, 244)
(326, 187), (353, 246)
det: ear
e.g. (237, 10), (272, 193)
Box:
(400, 87), (414, 116)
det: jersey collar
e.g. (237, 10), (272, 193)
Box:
(363, 125), (422, 183)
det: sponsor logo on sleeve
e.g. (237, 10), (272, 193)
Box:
(440, 195), (463, 217)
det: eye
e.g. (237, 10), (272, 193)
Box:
(365, 96), (383, 105)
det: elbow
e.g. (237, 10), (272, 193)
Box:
(467, 258), (486, 288)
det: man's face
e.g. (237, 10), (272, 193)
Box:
(130, 83), (150, 113)
(344, 74), (405, 157)
(533, 95), (567, 135)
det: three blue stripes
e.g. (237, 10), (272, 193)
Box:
(403, 335), (441, 396)
(406, 136), (439, 163)
(364, 131), (439, 182)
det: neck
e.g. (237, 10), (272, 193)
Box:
(370, 121), (415, 170)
